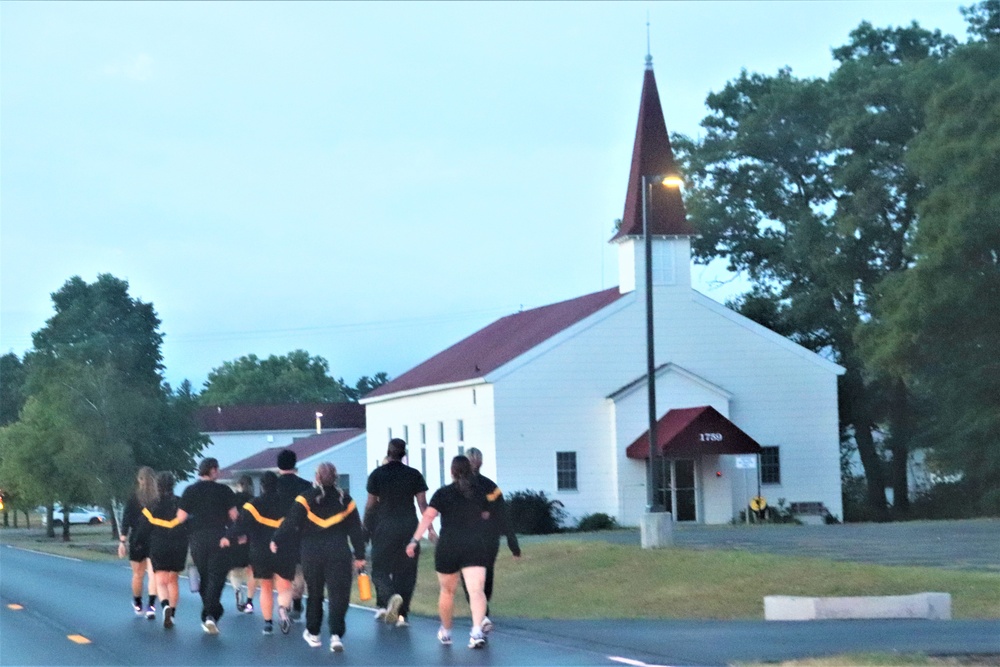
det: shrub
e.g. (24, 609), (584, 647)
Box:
(576, 512), (618, 532)
(506, 489), (566, 534)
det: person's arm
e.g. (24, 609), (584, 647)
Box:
(405, 506), (439, 558)
(415, 491), (438, 542)
(494, 493), (521, 558)
(345, 499), (367, 569)
(270, 497), (306, 553)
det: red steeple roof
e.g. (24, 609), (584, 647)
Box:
(610, 60), (696, 241)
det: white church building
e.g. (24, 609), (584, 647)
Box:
(361, 58), (845, 526)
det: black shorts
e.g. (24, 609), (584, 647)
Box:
(434, 537), (489, 575)
(229, 543), (251, 569)
(250, 546), (296, 581)
(150, 541), (188, 573)
(128, 538), (150, 563)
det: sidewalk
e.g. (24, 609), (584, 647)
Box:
(501, 617), (1000, 666)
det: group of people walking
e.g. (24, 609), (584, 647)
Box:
(120, 439), (520, 653)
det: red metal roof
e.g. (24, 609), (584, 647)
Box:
(367, 288), (626, 398)
(219, 428), (364, 477)
(610, 65), (696, 241)
(625, 406), (762, 458)
(195, 403), (365, 433)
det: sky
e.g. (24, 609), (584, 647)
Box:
(1, 1), (971, 391)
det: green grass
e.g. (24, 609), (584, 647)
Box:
(740, 654), (1000, 666)
(367, 540), (1000, 620)
(4, 527), (998, 621)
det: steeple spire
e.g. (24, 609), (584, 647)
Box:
(611, 55), (695, 241)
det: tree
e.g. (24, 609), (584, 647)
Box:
(674, 20), (958, 516)
(0, 353), (27, 427)
(199, 350), (388, 405)
(1, 274), (206, 538)
(858, 4), (1000, 512)
(342, 372), (391, 402)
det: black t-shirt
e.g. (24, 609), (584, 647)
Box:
(275, 473), (312, 515)
(179, 479), (236, 533)
(366, 461), (428, 523)
(429, 483), (488, 538)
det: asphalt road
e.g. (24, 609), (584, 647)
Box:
(2, 533), (998, 667)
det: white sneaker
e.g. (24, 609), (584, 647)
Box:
(437, 626), (452, 645)
(384, 594), (403, 624)
(482, 616), (494, 634)
(202, 617), (219, 635)
(395, 615), (408, 628)
(302, 629), (322, 648)
(373, 607), (387, 621)
(329, 634), (344, 652)
(468, 632), (487, 649)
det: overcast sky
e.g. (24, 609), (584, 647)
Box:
(1, 1), (970, 391)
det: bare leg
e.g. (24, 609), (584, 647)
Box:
(436, 571), (459, 630)
(460, 566), (487, 629)
(275, 575), (293, 610)
(259, 578), (274, 621)
(165, 572), (180, 607)
(145, 559), (156, 597)
(130, 560), (146, 597)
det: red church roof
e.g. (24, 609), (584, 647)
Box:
(610, 62), (696, 241)
(367, 288), (626, 398)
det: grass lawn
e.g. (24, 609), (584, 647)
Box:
(4, 525), (998, 621)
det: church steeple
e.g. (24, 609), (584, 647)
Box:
(611, 59), (696, 241)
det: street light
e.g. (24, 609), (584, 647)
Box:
(642, 171), (682, 514)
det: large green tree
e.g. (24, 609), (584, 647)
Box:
(0, 353), (27, 426)
(858, 3), (1000, 512)
(675, 19), (958, 516)
(0, 274), (206, 537)
(199, 350), (387, 405)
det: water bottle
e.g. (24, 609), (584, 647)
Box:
(357, 569), (372, 601)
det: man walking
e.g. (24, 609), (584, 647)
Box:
(179, 458), (238, 634)
(465, 447), (520, 633)
(274, 449), (312, 629)
(365, 438), (434, 627)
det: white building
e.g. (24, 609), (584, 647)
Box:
(361, 58), (845, 526)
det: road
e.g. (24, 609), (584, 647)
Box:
(2, 542), (998, 666)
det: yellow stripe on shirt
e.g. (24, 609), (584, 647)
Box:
(141, 507), (182, 529)
(243, 502), (283, 528)
(487, 487), (502, 502)
(295, 496), (356, 528)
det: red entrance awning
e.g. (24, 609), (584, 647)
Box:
(625, 405), (762, 459)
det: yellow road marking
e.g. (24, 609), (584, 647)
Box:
(7, 603), (23, 610)
(67, 635), (91, 644)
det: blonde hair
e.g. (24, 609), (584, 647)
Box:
(314, 462), (340, 501)
(136, 466), (158, 508)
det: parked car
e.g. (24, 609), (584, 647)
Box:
(42, 505), (107, 526)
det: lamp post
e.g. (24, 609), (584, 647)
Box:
(642, 173), (683, 514)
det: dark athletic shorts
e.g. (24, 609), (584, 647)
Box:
(128, 538), (150, 563)
(434, 537), (489, 575)
(151, 542), (188, 573)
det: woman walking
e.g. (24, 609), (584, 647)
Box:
(221, 472), (295, 635)
(137, 472), (189, 629)
(228, 475), (257, 614)
(118, 466), (158, 619)
(406, 455), (491, 649)
(271, 463), (366, 653)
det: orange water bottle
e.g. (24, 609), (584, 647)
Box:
(357, 568), (372, 601)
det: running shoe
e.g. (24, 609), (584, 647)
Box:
(482, 616), (494, 634)
(235, 589), (246, 613)
(243, 600), (254, 614)
(289, 604), (302, 622)
(262, 621), (273, 636)
(373, 607), (387, 621)
(163, 606), (174, 630)
(133, 603), (143, 616)
(302, 629), (322, 648)
(468, 632), (487, 649)
(395, 615), (408, 628)
(202, 617), (219, 635)
(146, 604), (156, 620)
(437, 626), (452, 645)
(329, 634), (344, 652)
(384, 593), (403, 624)
(278, 606), (291, 634)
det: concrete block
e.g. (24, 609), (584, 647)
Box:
(640, 512), (674, 548)
(764, 592), (952, 621)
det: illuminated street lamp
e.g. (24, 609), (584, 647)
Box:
(643, 172), (683, 514)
